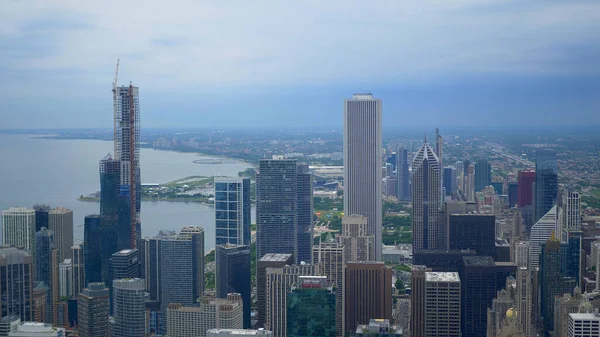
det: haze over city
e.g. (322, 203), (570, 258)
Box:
(2, 0), (600, 129)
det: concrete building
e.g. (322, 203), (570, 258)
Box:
(529, 205), (558, 270)
(1, 208), (36, 252)
(338, 215), (374, 262)
(568, 312), (600, 337)
(412, 140), (441, 251)
(71, 244), (84, 296)
(159, 226), (205, 333)
(207, 329), (273, 337)
(58, 259), (72, 297)
(560, 189), (582, 242)
(555, 288), (592, 337)
(214, 177), (252, 246)
(0, 316), (21, 336)
(410, 265), (432, 337)
(48, 208), (73, 262)
(516, 267), (533, 337)
(216, 244), (251, 328)
(110, 248), (141, 283)
(256, 254), (293, 328)
(425, 272), (461, 337)
(0, 246), (33, 322)
(110, 278), (147, 337)
(168, 293), (244, 337)
(265, 264), (319, 337)
(344, 93), (383, 260)
(8, 322), (64, 337)
(466, 163), (476, 202)
(352, 319), (402, 336)
(344, 262), (392, 333)
(286, 276), (336, 337)
(32, 281), (49, 324)
(77, 282), (109, 337)
(513, 241), (530, 269)
(313, 242), (345, 336)
(486, 280), (517, 337)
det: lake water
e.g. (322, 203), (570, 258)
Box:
(0, 134), (254, 251)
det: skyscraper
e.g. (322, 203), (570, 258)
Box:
(110, 278), (147, 337)
(412, 140), (441, 251)
(58, 259), (73, 297)
(160, 227), (205, 333)
(99, 157), (123, 282)
(71, 243), (84, 296)
(32, 281), (49, 323)
(397, 147), (410, 201)
(474, 158), (492, 193)
(257, 254), (293, 329)
(535, 149), (558, 223)
(338, 215), (374, 262)
(344, 93), (382, 260)
(296, 164), (314, 264)
(256, 157), (298, 262)
(214, 177), (251, 246)
(141, 236), (161, 301)
(448, 214), (496, 256)
(83, 215), (102, 285)
(508, 182), (519, 208)
(344, 262), (392, 333)
(529, 205), (558, 270)
(425, 272), (461, 337)
(410, 266), (432, 337)
(35, 228), (55, 323)
(466, 163), (476, 202)
(313, 241), (345, 336)
(216, 244), (251, 328)
(265, 264), (319, 337)
(516, 267), (533, 337)
(0, 246), (33, 322)
(110, 249), (141, 281)
(435, 128), (443, 173)
(286, 276), (336, 337)
(48, 207), (73, 262)
(560, 188), (581, 242)
(443, 167), (454, 197)
(517, 170), (536, 208)
(172, 292), (243, 337)
(33, 205), (50, 233)
(78, 282), (110, 337)
(1, 208), (36, 252)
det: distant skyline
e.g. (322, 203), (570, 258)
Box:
(1, 1), (600, 128)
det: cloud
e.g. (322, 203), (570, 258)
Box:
(1, 0), (599, 128)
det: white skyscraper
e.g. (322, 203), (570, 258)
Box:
(560, 189), (581, 242)
(412, 141), (441, 251)
(1, 208), (36, 251)
(344, 93), (382, 260)
(58, 259), (73, 297)
(529, 205), (557, 270)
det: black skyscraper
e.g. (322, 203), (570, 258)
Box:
(474, 158), (491, 192)
(449, 214), (496, 257)
(83, 215), (103, 285)
(296, 164), (314, 264)
(34, 205), (50, 232)
(397, 147), (410, 201)
(535, 149), (558, 223)
(111, 249), (141, 281)
(216, 244), (251, 328)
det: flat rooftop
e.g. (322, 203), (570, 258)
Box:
(425, 272), (460, 282)
(259, 253), (292, 262)
(463, 256), (495, 266)
(208, 329), (272, 335)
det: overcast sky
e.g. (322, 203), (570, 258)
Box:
(1, 0), (599, 129)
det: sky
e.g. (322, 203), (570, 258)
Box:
(1, 0), (600, 129)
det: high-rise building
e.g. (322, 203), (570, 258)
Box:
(397, 147), (410, 201)
(113, 82), (141, 250)
(216, 244), (251, 329)
(516, 267), (533, 337)
(448, 214), (496, 256)
(566, 231), (583, 286)
(141, 237), (161, 301)
(313, 242), (345, 336)
(410, 265), (432, 337)
(425, 272), (461, 337)
(466, 163), (476, 202)
(412, 140), (441, 251)
(412, 249), (476, 273)
(0, 246), (33, 321)
(33, 205), (50, 233)
(98, 157), (123, 282)
(32, 281), (49, 323)
(77, 282), (109, 337)
(435, 128), (443, 177)
(256, 254), (293, 328)
(49, 250), (59, 327)
(83, 215), (102, 285)
(443, 167), (454, 197)
(286, 276), (336, 337)
(508, 182), (519, 208)
(529, 205), (558, 270)
(110, 278), (147, 337)
(474, 158), (492, 193)
(110, 249), (141, 282)
(344, 262), (392, 333)
(344, 93), (383, 260)
(459, 256), (517, 337)
(58, 259), (72, 298)
(48, 208), (73, 262)
(513, 241), (530, 268)
(214, 177), (251, 246)
(256, 157), (299, 262)
(159, 227), (204, 333)
(35, 228), (54, 322)
(170, 293), (244, 337)
(265, 264), (319, 337)
(338, 215), (374, 262)
(1, 208), (36, 252)
(207, 329), (273, 337)
(535, 149), (558, 223)
(554, 288), (591, 337)
(71, 244), (84, 296)
(540, 234), (577, 332)
(518, 170), (536, 208)
(560, 189), (582, 242)
(567, 312), (600, 337)
(296, 164), (314, 264)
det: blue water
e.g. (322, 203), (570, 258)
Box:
(0, 134), (253, 251)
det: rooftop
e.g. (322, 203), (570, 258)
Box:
(425, 272), (460, 282)
(207, 329), (273, 335)
(463, 256), (495, 267)
(259, 253), (293, 262)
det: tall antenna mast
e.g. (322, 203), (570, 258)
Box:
(112, 59), (119, 156)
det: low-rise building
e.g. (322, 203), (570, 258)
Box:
(207, 329), (273, 337)
(8, 322), (65, 337)
(351, 319), (402, 336)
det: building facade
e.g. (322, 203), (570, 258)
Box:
(48, 208), (73, 262)
(412, 141), (441, 251)
(535, 149), (558, 223)
(313, 242), (345, 336)
(425, 272), (461, 337)
(296, 164), (314, 264)
(338, 215), (374, 262)
(529, 205), (558, 270)
(83, 215), (102, 285)
(256, 254), (293, 328)
(214, 177), (251, 246)
(1, 208), (36, 252)
(475, 158), (492, 193)
(0, 246), (33, 322)
(286, 276), (336, 337)
(216, 244), (251, 328)
(71, 244), (84, 296)
(110, 278), (147, 337)
(77, 282), (109, 337)
(344, 93), (383, 260)
(448, 214), (496, 257)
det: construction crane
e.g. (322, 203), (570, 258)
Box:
(112, 59), (119, 157)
